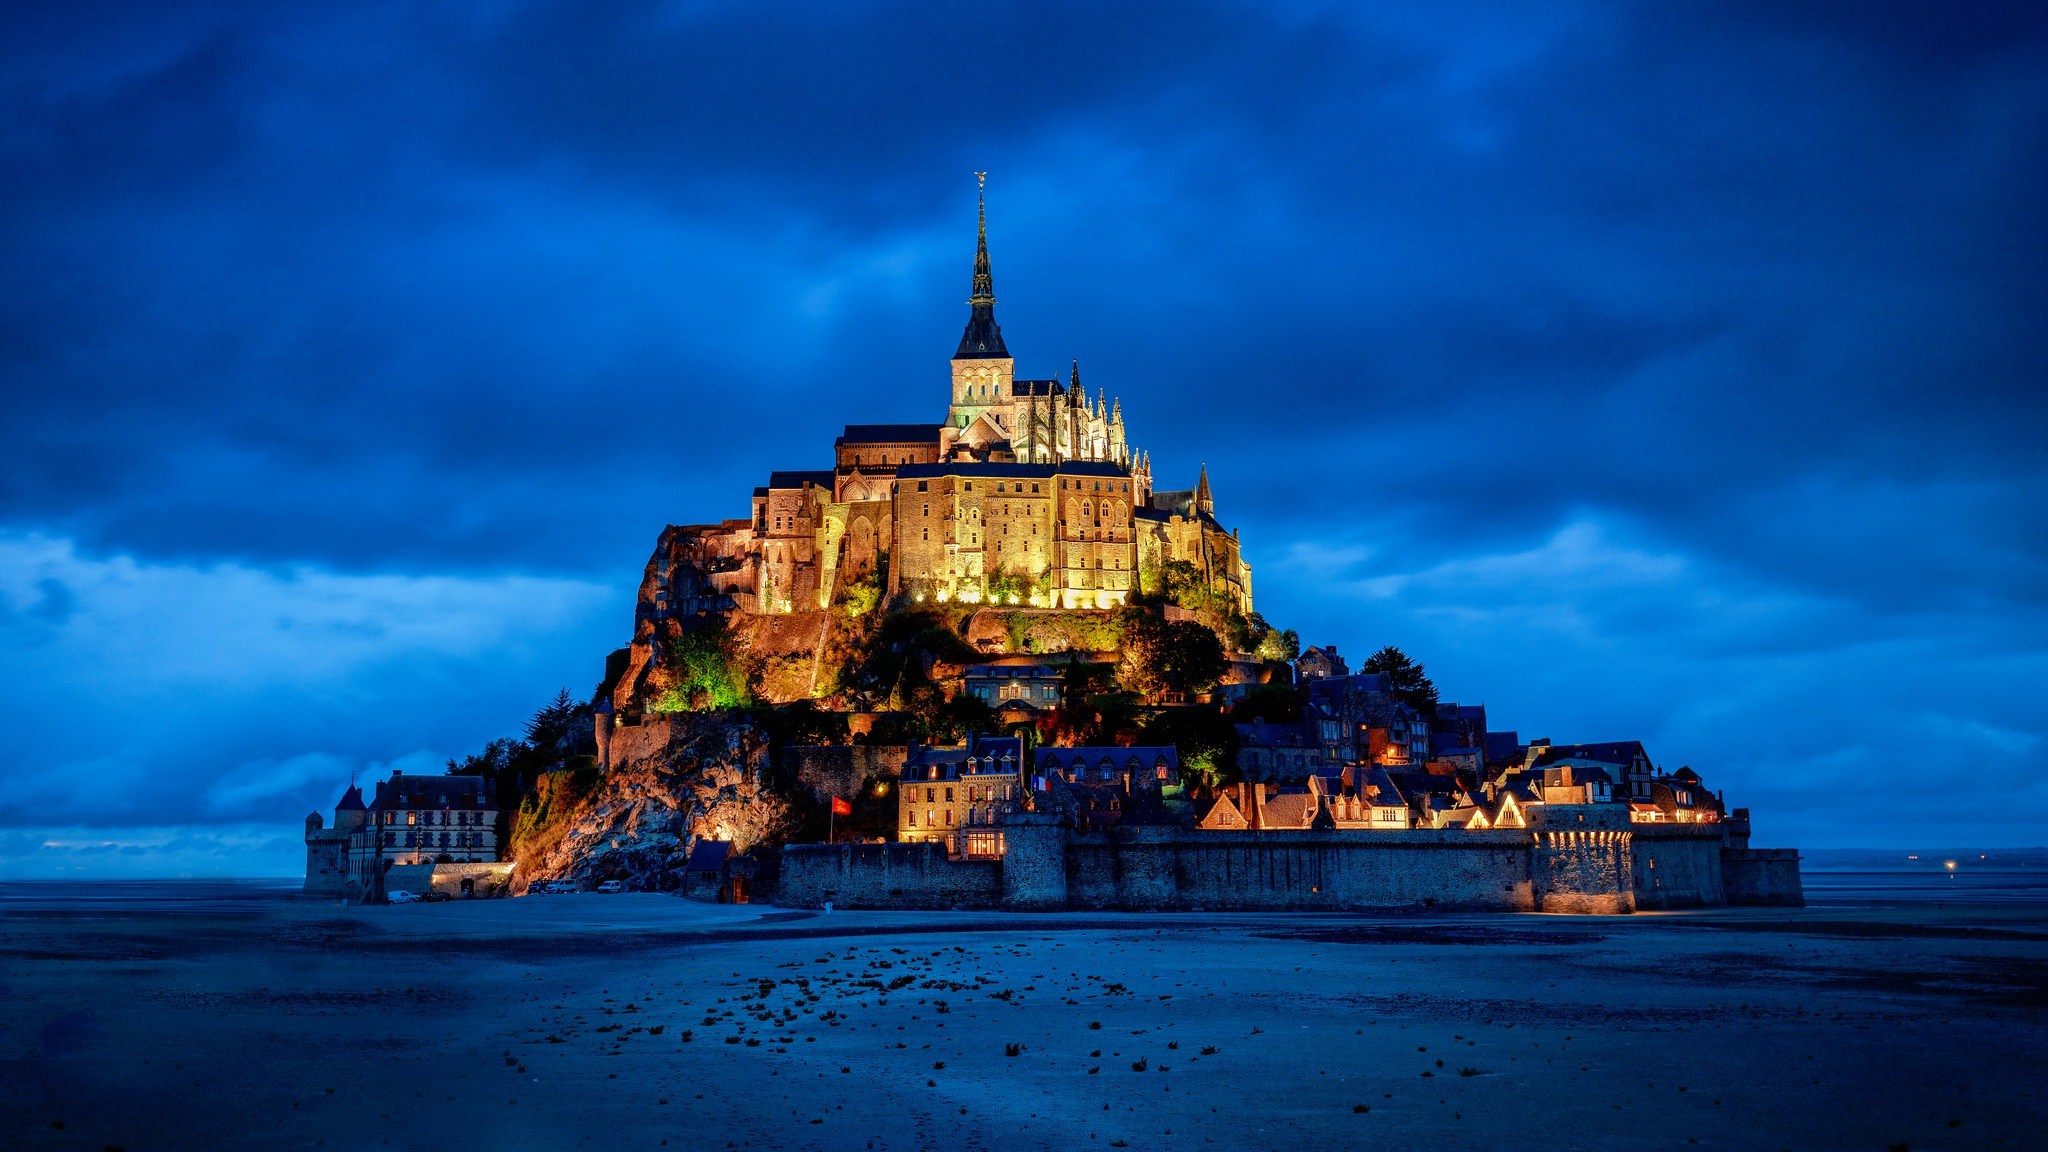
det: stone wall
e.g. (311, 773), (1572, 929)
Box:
(1631, 826), (1728, 909)
(1530, 804), (1635, 914)
(775, 821), (1753, 915)
(383, 862), (516, 900)
(1122, 829), (1532, 911)
(778, 744), (909, 804)
(1722, 848), (1805, 906)
(779, 842), (1002, 909)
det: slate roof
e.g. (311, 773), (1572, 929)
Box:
(685, 840), (731, 873)
(1036, 746), (1180, 780)
(836, 424), (941, 445)
(1009, 379), (1065, 397)
(1235, 720), (1319, 748)
(954, 308), (1009, 359)
(895, 461), (1130, 480)
(335, 784), (366, 811)
(1530, 741), (1649, 769)
(964, 664), (1063, 680)
(1482, 731), (1524, 764)
(904, 735), (1025, 780)
(370, 774), (492, 811)
(765, 469), (834, 490)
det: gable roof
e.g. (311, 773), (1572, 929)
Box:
(685, 840), (731, 873)
(1530, 741), (1649, 769)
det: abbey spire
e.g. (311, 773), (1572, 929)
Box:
(953, 173), (1010, 360)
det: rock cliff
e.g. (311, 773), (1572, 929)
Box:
(512, 713), (792, 893)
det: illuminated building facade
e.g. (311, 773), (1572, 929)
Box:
(658, 179), (1254, 616)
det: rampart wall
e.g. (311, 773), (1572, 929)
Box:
(779, 842), (1002, 909)
(1630, 826), (1728, 909)
(1722, 848), (1805, 906)
(1065, 829), (1535, 911)
(777, 820), (1785, 914)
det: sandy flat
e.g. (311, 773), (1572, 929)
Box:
(3, 890), (2044, 1151)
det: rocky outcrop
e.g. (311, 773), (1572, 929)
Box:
(513, 713), (791, 893)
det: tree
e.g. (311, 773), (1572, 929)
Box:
(1138, 707), (1239, 796)
(1361, 645), (1438, 714)
(1256, 628), (1301, 664)
(651, 616), (756, 712)
(524, 688), (578, 753)
(1231, 682), (1302, 725)
(1118, 614), (1228, 700)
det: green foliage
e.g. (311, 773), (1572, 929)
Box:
(1225, 611), (1301, 663)
(651, 616), (756, 712)
(1043, 653), (1141, 745)
(985, 569), (1036, 606)
(1138, 707), (1239, 795)
(1231, 682), (1303, 724)
(1117, 612), (1228, 699)
(523, 688), (578, 752)
(903, 682), (1000, 744)
(1360, 645), (1439, 713)
(508, 757), (601, 860)
(1257, 628), (1301, 663)
(1158, 559), (1216, 614)
(840, 571), (883, 618)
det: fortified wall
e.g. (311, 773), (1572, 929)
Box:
(779, 806), (1801, 915)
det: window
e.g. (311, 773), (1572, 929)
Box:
(945, 810), (954, 826)
(944, 788), (954, 802)
(918, 481), (928, 492)
(925, 787), (936, 803)
(907, 810), (917, 827)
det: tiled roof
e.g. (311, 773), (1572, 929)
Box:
(765, 470), (834, 490)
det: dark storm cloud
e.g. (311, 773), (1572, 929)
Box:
(2, 1), (2045, 861)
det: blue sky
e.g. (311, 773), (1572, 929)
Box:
(4, 1), (2045, 875)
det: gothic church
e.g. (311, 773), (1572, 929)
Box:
(654, 180), (1253, 618)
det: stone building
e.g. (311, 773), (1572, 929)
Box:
(303, 771), (501, 900)
(623, 179), (1254, 647)
(897, 735), (1025, 857)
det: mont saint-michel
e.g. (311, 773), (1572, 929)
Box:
(300, 184), (1802, 919)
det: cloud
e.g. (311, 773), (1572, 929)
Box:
(0, 533), (621, 830)
(1, 1), (2044, 863)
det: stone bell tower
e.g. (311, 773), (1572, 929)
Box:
(948, 173), (1014, 431)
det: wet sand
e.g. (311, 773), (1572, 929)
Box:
(3, 887), (2045, 1151)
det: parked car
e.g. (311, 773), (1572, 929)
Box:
(423, 891), (453, 903)
(596, 880), (625, 894)
(386, 889), (420, 904)
(541, 880), (580, 894)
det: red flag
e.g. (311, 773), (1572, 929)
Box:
(831, 796), (852, 816)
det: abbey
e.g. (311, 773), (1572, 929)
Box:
(666, 182), (1253, 616)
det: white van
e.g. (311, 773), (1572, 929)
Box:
(595, 880), (625, 894)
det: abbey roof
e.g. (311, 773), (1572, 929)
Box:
(894, 460), (1129, 480)
(835, 424), (941, 445)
